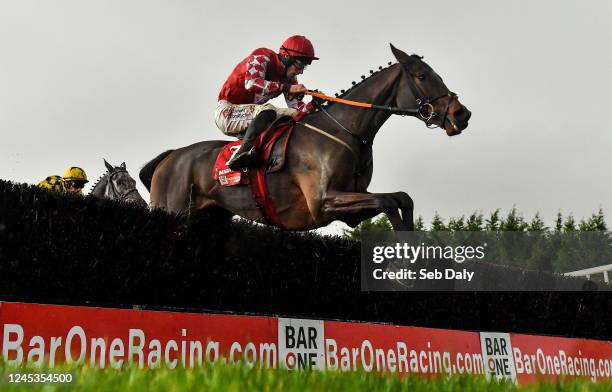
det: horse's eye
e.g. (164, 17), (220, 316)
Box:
(416, 74), (426, 81)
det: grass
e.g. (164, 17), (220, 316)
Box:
(0, 361), (610, 391)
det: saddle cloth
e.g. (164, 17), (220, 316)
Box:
(212, 118), (294, 186)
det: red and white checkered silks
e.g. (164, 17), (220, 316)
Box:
(218, 47), (312, 114)
(244, 54), (282, 101)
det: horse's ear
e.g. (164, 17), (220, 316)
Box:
(104, 159), (114, 172)
(120, 162), (126, 169)
(390, 43), (410, 63)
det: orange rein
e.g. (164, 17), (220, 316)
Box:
(305, 90), (374, 108)
(305, 90), (419, 116)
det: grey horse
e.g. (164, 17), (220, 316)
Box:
(89, 159), (147, 207)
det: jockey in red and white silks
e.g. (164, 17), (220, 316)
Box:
(215, 35), (319, 170)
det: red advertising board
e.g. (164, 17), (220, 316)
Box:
(1, 302), (610, 384)
(511, 333), (612, 383)
(324, 321), (483, 375)
(0, 302), (277, 369)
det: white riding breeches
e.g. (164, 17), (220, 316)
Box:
(214, 101), (297, 137)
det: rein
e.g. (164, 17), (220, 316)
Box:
(306, 90), (419, 116)
(305, 60), (457, 132)
(298, 61), (457, 174)
(314, 100), (368, 145)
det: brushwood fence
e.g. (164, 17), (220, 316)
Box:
(0, 180), (609, 340)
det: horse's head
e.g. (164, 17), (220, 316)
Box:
(391, 44), (471, 136)
(103, 159), (147, 207)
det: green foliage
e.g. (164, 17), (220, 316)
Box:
(564, 215), (576, 232)
(1, 360), (610, 392)
(342, 208), (608, 235)
(466, 212), (484, 231)
(448, 216), (466, 231)
(431, 212), (447, 231)
(486, 209), (501, 231)
(414, 215), (425, 231)
(500, 207), (529, 231)
(528, 213), (547, 231)
(342, 214), (392, 240)
(342, 208), (611, 273)
(554, 212), (563, 232)
(578, 208), (607, 231)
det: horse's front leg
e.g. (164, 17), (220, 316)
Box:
(321, 191), (414, 231)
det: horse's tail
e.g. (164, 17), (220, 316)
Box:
(139, 150), (174, 192)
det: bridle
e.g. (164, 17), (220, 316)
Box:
(397, 59), (458, 129)
(415, 92), (456, 129)
(106, 170), (139, 201)
(307, 60), (457, 143)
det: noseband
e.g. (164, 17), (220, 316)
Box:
(412, 92), (457, 129)
(397, 60), (457, 129)
(106, 170), (139, 201)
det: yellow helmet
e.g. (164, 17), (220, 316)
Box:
(62, 166), (89, 183)
(38, 175), (65, 192)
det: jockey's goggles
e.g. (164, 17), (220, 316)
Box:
(65, 180), (85, 190)
(293, 58), (312, 69)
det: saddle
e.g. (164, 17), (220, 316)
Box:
(212, 117), (294, 185)
(212, 117), (295, 227)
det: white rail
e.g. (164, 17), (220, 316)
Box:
(564, 263), (612, 284)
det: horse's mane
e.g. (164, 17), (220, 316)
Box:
(331, 61), (397, 101)
(89, 170), (110, 194)
(330, 54), (424, 101)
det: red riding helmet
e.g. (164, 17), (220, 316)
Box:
(279, 35), (319, 60)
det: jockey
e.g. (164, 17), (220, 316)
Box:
(215, 35), (319, 170)
(37, 175), (65, 192)
(39, 167), (88, 194)
(62, 166), (89, 194)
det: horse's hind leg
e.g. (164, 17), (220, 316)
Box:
(322, 191), (414, 231)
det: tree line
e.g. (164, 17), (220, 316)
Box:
(344, 208), (610, 274)
(344, 208), (607, 239)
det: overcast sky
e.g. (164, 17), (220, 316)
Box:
(1, 1), (610, 233)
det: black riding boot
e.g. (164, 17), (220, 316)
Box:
(227, 110), (276, 171)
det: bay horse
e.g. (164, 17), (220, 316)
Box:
(90, 159), (147, 207)
(140, 45), (471, 231)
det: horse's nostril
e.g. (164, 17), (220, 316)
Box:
(464, 109), (472, 121)
(452, 107), (471, 123)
